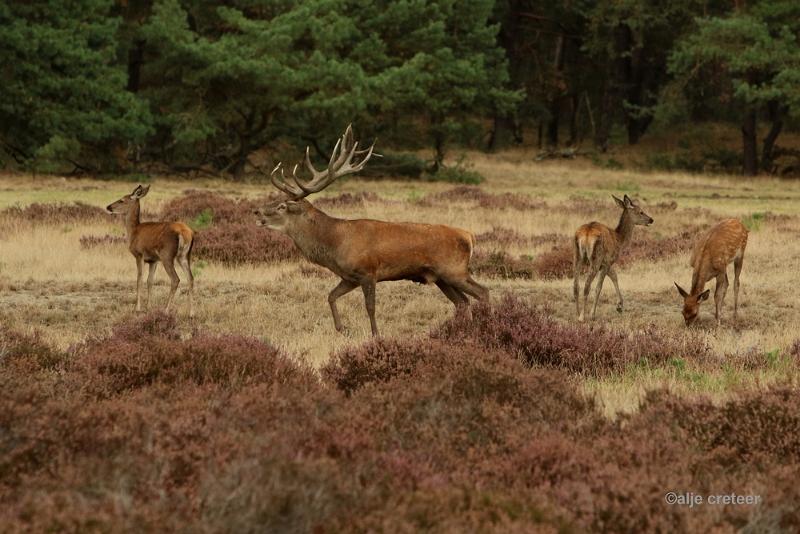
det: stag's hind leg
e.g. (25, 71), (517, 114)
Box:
(436, 280), (471, 319)
(449, 276), (489, 302)
(328, 279), (358, 333)
(361, 279), (379, 337)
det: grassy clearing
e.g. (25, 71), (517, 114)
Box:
(1, 152), (799, 415)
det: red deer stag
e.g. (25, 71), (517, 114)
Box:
(675, 219), (748, 326)
(573, 195), (653, 321)
(254, 125), (489, 336)
(106, 185), (195, 316)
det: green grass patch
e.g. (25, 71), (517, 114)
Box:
(742, 212), (765, 231)
(190, 208), (213, 230)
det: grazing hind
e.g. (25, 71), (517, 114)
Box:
(675, 218), (748, 326)
(106, 185), (195, 317)
(573, 195), (653, 321)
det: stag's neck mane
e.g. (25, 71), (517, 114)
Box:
(285, 204), (345, 268)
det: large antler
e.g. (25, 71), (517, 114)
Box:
(270, 124), (376, 199)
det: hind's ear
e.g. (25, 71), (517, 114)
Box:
(131, 184), (150, 199)
(675, 282), (689, 298)
(612, 195), (625, 209)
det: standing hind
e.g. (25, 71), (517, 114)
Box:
(106, 185), (195, 317)
(573, 195), (653, 321)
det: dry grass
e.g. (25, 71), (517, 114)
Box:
(2, 153), (800, 415)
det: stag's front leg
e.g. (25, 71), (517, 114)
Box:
(361, 279), (379, 337)
(328, 279), (357, 333)
(135, 256), (144, 312)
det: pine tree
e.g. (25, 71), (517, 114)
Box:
(0, 1), (151, 171)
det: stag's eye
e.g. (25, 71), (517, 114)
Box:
(277, 203), (286, 211)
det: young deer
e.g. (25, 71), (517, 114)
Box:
(675, 218), (748, 326)
(254, 125), (489, 336)
(106, 185), (195, 316)
(573, 195), (653, 321)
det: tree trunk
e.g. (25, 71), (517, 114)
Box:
(741, 108), (758, 176)
(126, 39), (145, 93)
(568, 93), (579, 146)
(761, 101), (784, 173)
(546, 31), (566, 148)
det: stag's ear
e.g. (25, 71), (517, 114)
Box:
(623, 194), (633, 207)
(697, 289), (711, 302)
(286, 201), (303, 213)
(612, 195), (625, 209)
(675, 282), (689, 298)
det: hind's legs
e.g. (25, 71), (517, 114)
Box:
(178, 255), (194, 317)
(590, 268), (608, 320)
(580, 264), (601, 322)
(573, 254), (581, 317)
(733, 256), (743, 318)
(607, 267), (623, 313)
(146, 262), (157, 309)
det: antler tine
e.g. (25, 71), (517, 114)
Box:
(283, 125), (377, 198)
(269, 161), (305, 198)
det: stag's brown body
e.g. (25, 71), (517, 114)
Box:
(573, 195), (653, 321)
(107, 185), (195, 316)
(676, 218), (747, 326)
(256, 126), (488, 336)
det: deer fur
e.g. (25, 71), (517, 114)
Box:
(573, 194), (653, 321)
(106, 185), (195, 316)
(675, 218), (748, 326)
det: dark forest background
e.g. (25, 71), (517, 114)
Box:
(1, 0), (799, 177)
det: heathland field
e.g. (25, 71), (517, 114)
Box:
(3, 153), (800, 530)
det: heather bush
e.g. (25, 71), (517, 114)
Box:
(0, 201), (112, 224)
(471, 250), (536, 279)
(79, 233), (126, 249)
(428, 186), (546, 210)
(194, 223), (300, 265)
(70, 311), (315, 396)
(315, 191), (382, 208)
(159, 190), (268, 225)
(432, 295), (712, 375)
(155, 191), (301, 265)
(3, 312), (800, 532)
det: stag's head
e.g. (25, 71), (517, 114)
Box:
(674, 283), (710, 326)
(254, 125), (375, 231)
(106, 184), (150, 214)
(613, 194), (654, 226)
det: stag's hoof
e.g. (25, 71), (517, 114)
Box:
(616, 304), (623, 313)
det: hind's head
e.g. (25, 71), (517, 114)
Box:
(674, 282), (710, 326)
(107, 185), (150, 215)
(613, 194), (654, 226)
